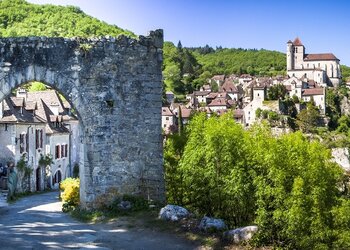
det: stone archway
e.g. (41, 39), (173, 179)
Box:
(0, 30), (164, 207)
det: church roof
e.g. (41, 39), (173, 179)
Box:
(292, 37), (303, 46)
(304, 53), (339, 61)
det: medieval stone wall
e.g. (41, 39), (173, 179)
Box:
(0, 30), (164, 207)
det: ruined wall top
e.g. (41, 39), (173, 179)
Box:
(0, 29), (163, 49)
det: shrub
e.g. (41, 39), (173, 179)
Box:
(60, 178), (80, 212)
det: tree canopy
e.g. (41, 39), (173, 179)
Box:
(164, 112), (350, 249)
(0, 0), (135, 38)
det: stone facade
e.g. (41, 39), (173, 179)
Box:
(0, 30), (164, 207)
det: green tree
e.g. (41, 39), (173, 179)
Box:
(336, 115), (350, 133)
(28, 81), (47, 92)
(296, 101), (321, 133)
(267, 84), (287, 100)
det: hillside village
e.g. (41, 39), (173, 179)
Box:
(162, 37), (342, 134)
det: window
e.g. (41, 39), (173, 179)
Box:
(53, 170), (62, 184)
(55, 145), (60, 159)
(65, 144), (68, 157)
(61, 144), (68, 158)
(26, 133), (29, 153)
(19, 133), (25, 153)
(35, 129), (43, 149)
(166, 117), (169, 120)
(5, 124), (8, 131)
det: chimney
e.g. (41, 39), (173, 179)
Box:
(16, 88), (27, 102)
(50, 103), (59, 115)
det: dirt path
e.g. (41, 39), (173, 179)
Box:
(0, 191), (201, 250)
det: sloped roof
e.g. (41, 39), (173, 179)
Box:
(0, 90), (76, 133)
(293, 37), (303, 46)
(194, 91), (210, 96)
(233, 109), (244, 118)
(179, 107), (192, 118)
(211, 75), (225, 81)
(220, 79), (238, 93)
(162, 107), (173, 116)
(207, 92), (218, 99)
(208, 97), (229, 107)
(304, 53), (339, 61)
(302, 88), (324, 96)
(11, 97), (24, 107)
(0, 98), (45, 124)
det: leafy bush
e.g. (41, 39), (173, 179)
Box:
(60, 178), (80, 212)
(165, 112), (350, 248)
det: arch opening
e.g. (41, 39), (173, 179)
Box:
(0, 81), (83, 196)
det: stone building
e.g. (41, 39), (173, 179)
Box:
(0, 89), (79, 192)
(287, 37), (341, 87)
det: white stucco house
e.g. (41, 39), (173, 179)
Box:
(0, 89), (79, 192)
(162, 107), (175, 134)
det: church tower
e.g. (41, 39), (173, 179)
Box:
(287, 40), (293, 70)
(292, 37), (304, 69)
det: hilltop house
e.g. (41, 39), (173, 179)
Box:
(282, 76), (326, 114)
(0, 89), (79, 192)
(287, 37), (341, 87)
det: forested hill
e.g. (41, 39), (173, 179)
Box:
(0, 0), (135, 38)
(191, 46), (286, 76)
(163, 41), (350, 95)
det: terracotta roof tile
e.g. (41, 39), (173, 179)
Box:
(233, 109), (244, 118)
(179, 107), (192, 118)
(207, 92), (218, 99)
(304, 53), (339, 61)
(220, 79), (238, 93)
(193, 91), (210, 96)
(162, 107), (173, 116)
(293, 37), (303, 46)
(10, 97), (24, 107)
(211, 75), (225, 81)
(302, 88), (324, 96)
(208, 97), (229, 107)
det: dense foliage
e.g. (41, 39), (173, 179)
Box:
(164, 113), (350, 249)
(0, 0), (134, 38)
(191, 47), (286, 77)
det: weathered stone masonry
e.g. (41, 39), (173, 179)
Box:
(0, 30), (164, 207)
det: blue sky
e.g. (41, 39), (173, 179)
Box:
(27, 0), (350, 65)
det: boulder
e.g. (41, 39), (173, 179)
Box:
(224, 225), (258, 243)
(159, 205), (190, 221)
(199, 216), (226, 231)
(331, 148), (350, 171)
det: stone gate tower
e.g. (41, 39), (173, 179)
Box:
(0, 30), (165, 207)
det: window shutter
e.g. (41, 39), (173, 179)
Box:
(26, 133), (29, 153)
